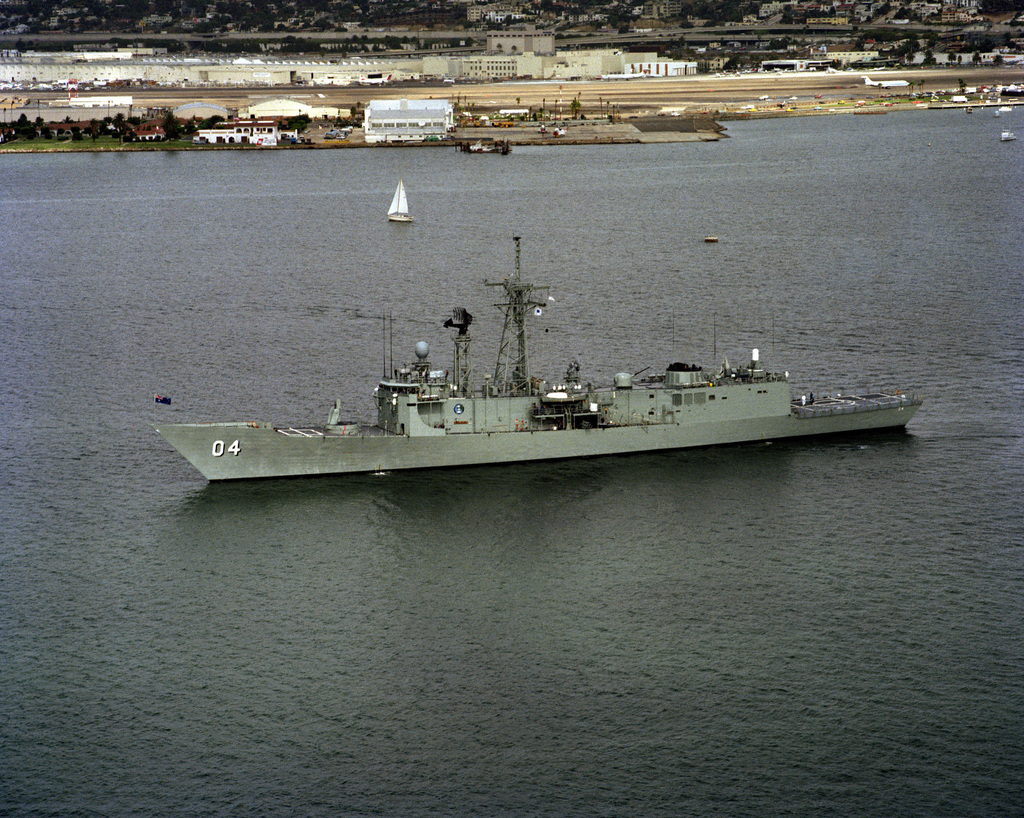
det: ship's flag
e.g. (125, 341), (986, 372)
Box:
(154, 394), (172, 405)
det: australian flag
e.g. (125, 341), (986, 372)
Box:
(154, 394), (172, 405)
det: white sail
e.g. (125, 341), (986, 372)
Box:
(388, 180), (412, 222)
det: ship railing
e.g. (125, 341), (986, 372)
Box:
(790, 392), (921, 419)
(709, 372), (787, 387)
(792, 403), (857, 418)
(281, 424), (389, 438)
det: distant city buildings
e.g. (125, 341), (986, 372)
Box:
(2, 0), (1022, 99)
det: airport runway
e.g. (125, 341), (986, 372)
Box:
(21, 67), (1020, 121)
(99, 67), (1020, 117)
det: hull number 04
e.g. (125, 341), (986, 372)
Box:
(212, 439), (241, 457)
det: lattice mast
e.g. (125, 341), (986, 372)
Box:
(443, 307), (474, 398)
(487, 236), (548, 396)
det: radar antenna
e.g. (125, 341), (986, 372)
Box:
(486, 237), (548, 396)
(443, 307), (473, 336)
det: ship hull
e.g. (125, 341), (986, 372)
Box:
(155, 398), (920, 481)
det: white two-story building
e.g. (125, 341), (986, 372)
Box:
(192, 119), (282, 145)
(363, 99), (454, 144)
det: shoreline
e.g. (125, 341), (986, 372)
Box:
(1, 102), (1012, 153)
(2, 102), (1015, 153)
(3, 67), (1021, 153)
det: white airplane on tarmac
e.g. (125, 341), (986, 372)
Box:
(862, 75), (910, 89)
(358, 74), (393, 86)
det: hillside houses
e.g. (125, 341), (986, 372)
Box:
(0, 0), (1002, 37)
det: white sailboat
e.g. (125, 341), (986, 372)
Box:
(387, 180), (412, 222)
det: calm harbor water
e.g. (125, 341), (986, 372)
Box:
(2, 109), (1022, 816)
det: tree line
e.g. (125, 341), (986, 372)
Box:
(1, 111), (323, 145)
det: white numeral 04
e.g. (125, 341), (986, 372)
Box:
(212, 439), (240, 457)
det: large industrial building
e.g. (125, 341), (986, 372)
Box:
(0, 37), (684, 87)
(486, 28), (556, 56)
(363, 98), (453, 143)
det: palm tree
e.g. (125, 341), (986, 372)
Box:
(569, 95), (582, 120)
(113, 112), (127, 143)
(161, 110), (180, 141)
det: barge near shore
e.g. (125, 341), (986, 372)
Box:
(155, 238), (922, 481)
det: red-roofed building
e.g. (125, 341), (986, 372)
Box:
(134, 124), (167, 141)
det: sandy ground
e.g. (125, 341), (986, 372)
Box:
(426, 67), (1023, 117)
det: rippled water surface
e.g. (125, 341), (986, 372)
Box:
(2, 110), (1022, 816)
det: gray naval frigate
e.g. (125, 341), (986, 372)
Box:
(156, 238), (922, 481)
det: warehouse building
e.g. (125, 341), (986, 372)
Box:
(363, 99), (453, 144)
(242, 96), (342, 119)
